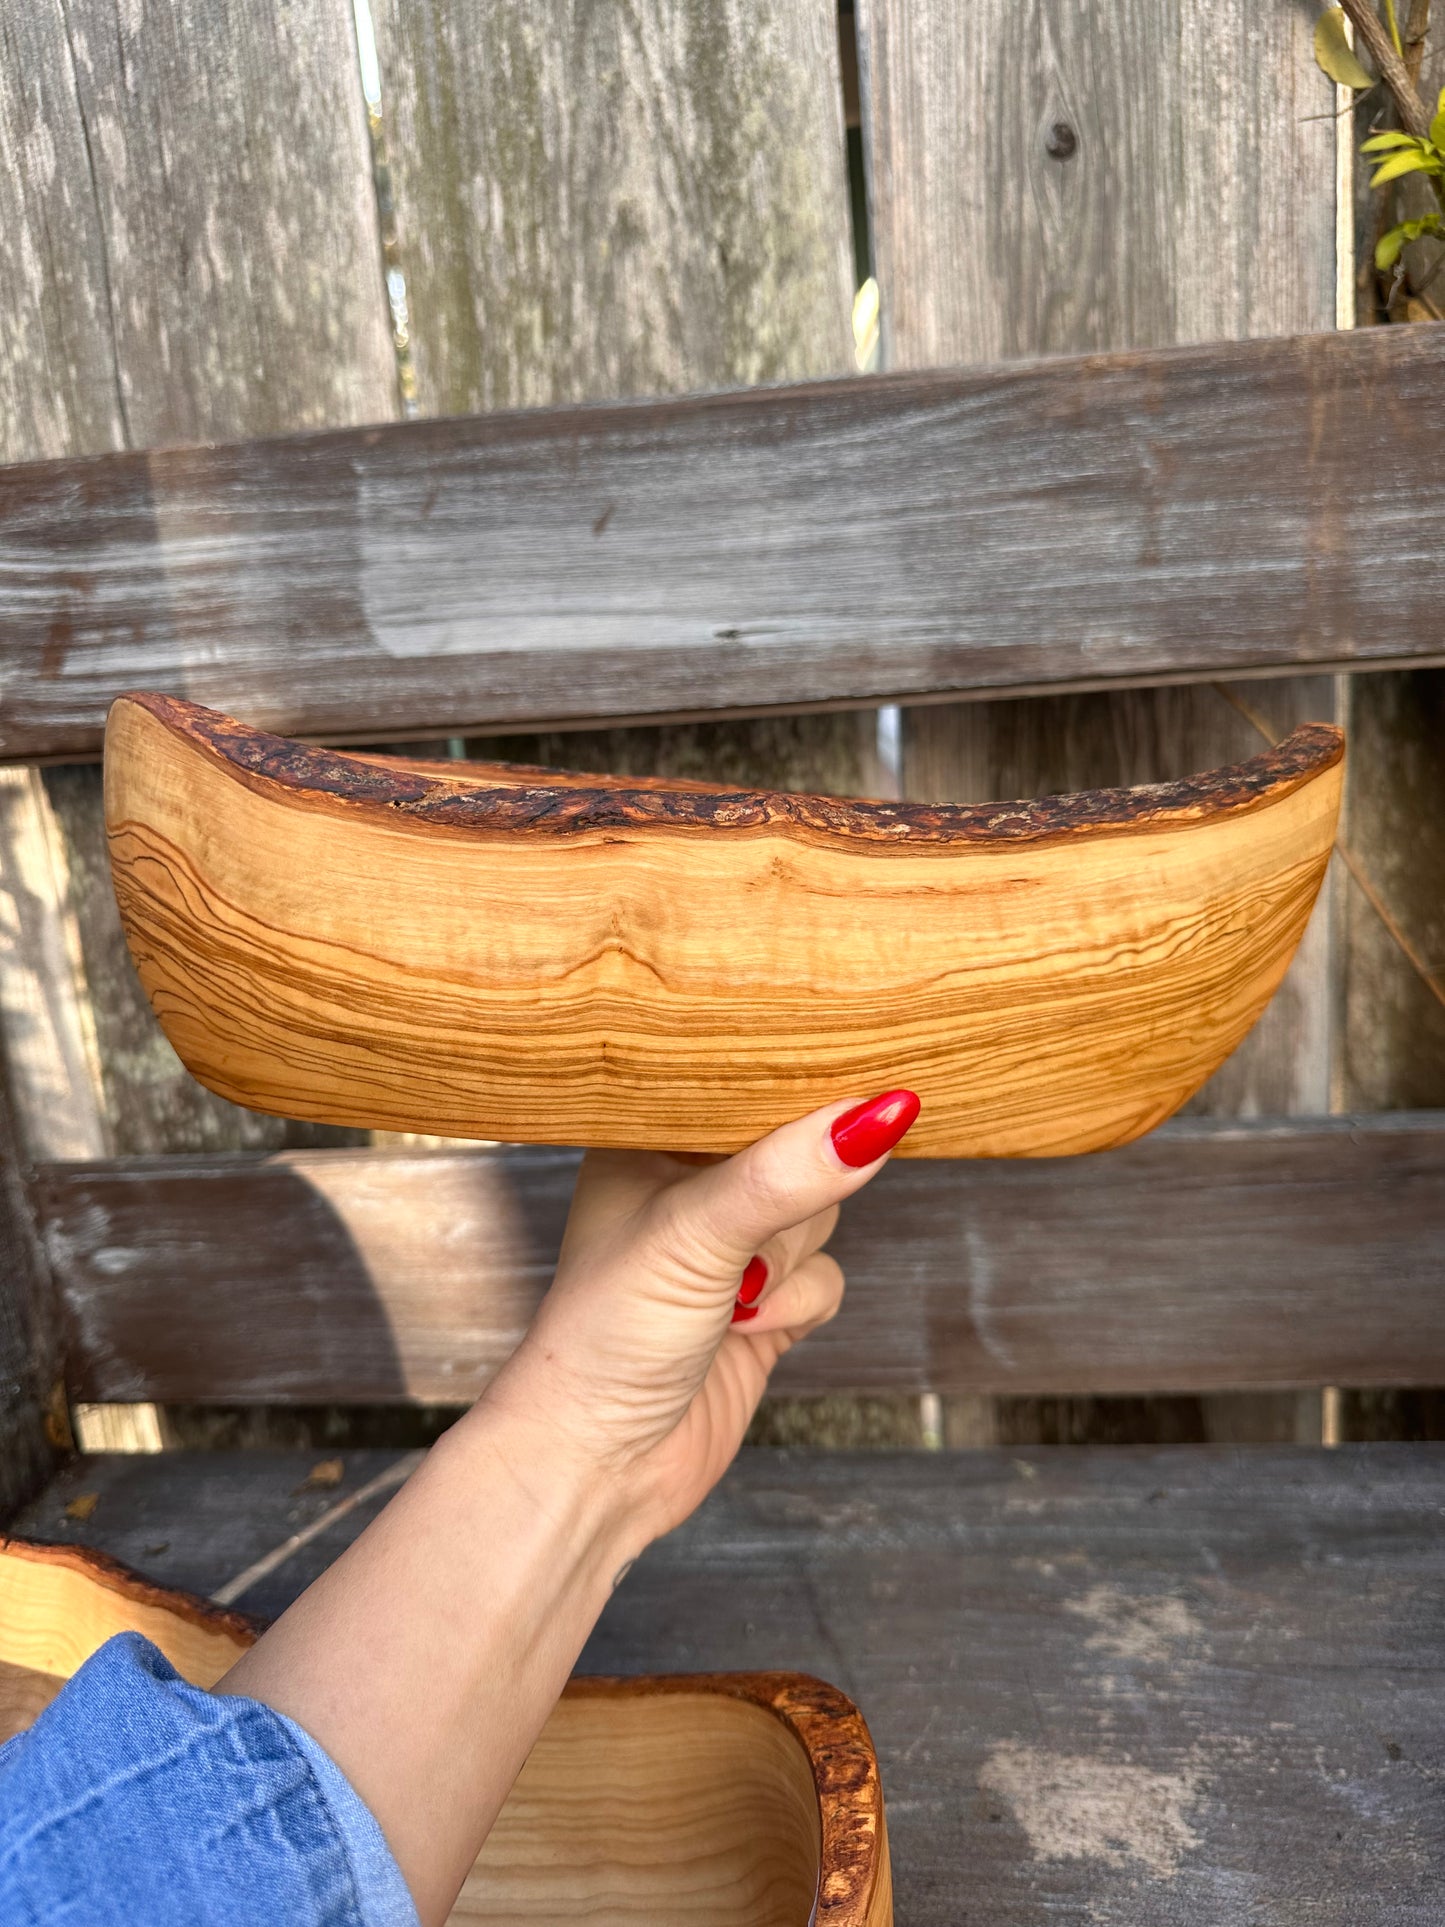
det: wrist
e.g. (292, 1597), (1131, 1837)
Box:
(443, 1369), (653, 1582)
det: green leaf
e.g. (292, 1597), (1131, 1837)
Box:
(1430, 105), (1445, 152)
(1376, 225), (1408, 269)
(1314, 8), (1375, 88)
(1376, 211), (1445, 270)
(1360, 130), (1422, 153)
(1369, 148), (1438, 185)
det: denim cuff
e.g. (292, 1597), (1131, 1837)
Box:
(0, 1630), (420, 1927)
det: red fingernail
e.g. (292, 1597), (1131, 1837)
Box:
(737, 1256), (768, 1306)
(730, 1302), (759, 1324)
(830, 1089), (921, 1167)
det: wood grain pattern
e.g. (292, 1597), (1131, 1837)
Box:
(455, 1678), (888, 1926)
(0, 0), (861, 1187)
(35, 1113), (1445, 1404)
(0, 323), (1439, 761)
(903, 679), (1342, 1120)
(38, 760), (360, 1157)
(370, 0), (854, 411)
(17, 1444), (1445, 1924)
(0, 1538), (890, 1926)
(104, 694), (1341, 1156)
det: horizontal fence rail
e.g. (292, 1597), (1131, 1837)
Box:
(37, 1113), (1445, 1403)
(0, 323), (1441, 761)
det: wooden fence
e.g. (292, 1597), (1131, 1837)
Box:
(1, 0), (1443, 1465)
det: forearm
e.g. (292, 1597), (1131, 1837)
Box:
(217, 1392), (642, 1925)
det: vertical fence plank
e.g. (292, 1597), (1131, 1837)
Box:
(370, 0), (862, 890)
(0, 5), (125, 461)
(0, 769), (109, 1162)
(1337, 14), (1445, 1444)
(0, 1056), (63, 1522)
(1, 0), (397, 451)
(371, 0), (854, 412)
(1341, 668), (1445, 1111)
(1338, 665), (1445, 1442)
(857, 0), (1339, 1444)
(859, 0), (1334, 365)
(1339, 17), (1445, 1118)
(369, 0), (863, 826)
(0, 0), (398, 1163)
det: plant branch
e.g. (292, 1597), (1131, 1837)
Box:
(1403, 0), (1431, 83)
(1340, 0), (1432, 135)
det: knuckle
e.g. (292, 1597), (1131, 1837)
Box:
(805, 1254), (846, 1317)
(737, 1141), (805, 1228)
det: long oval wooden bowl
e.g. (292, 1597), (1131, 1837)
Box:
(0, 1536), (890, 1925)
(105, 693), (1343, 1157)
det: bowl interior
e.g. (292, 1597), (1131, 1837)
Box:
(0, 1545), (823, 1925)
(457, 1691), (821, 1925)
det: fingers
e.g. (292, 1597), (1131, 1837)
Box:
(730, 1250), (845, 1340)
(657, 1089), (921, 1280)
(734, 1202), (839, 1310)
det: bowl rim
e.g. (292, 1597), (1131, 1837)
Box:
(109, 690), (1343, 853)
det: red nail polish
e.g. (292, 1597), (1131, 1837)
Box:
(731, 1302), (759, 1324)
(830, 1089), (921, 1167)
(737, 1256), (768, 1306)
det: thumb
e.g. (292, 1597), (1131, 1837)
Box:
(657, 1089), (921, 1280)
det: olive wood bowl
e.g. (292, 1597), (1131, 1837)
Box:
(105, 693), (1343, 1157)
(0, 1536), (890, 1924)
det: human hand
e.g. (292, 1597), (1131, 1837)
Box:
(484, 1089), (920, 1544)
(221, 1089), (918, 1924)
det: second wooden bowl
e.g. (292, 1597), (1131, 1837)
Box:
(0, 1537), (890, 1924)
(105, 693), (1343, 1156)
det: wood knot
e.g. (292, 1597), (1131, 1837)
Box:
(1044, 120), (1078, 160)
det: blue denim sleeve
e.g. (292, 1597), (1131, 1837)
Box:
(0, 1631), (419, 1927)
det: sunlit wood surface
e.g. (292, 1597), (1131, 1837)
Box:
(106, 694), (1342, 1157)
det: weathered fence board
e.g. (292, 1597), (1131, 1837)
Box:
(0, 1059), (62, 1515)
(0, 0), (397, 455)
(1338, 11), (1445, 1131)
(857, 0), (1344, 1443)
(1341, 672), (1445, 1114)
(0, 0), (399, 1169)
(0, 323), (1441, 762)
(856, 0), (1335, 366)
(37, 1115), (1445, 1404)
(0, 767), (110, 1161)
(371, 0), (855, 411)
